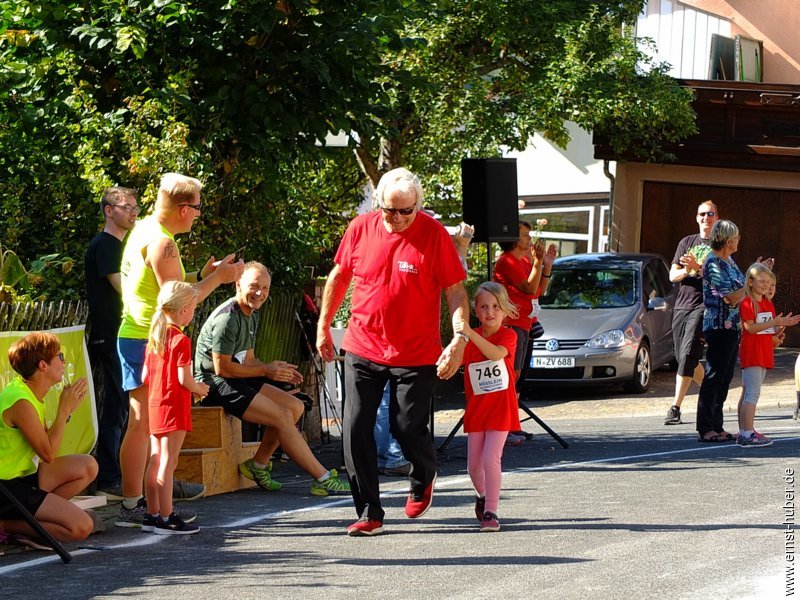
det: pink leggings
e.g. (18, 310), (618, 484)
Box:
(467, 430), (507, 514)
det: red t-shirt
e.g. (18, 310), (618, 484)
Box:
(739, 296), (775, 369)
(493, 251), (538, 331)
(462, 326), (521, 433)
(336, 210), (466, 366)
(145, 325), (193, 434)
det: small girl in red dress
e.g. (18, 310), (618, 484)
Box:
(737, 264), (800, 447)
(143, 281), (209, 534)
(456, 282), (520, 532)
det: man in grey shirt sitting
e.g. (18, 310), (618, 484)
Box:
(195, 261), (349, 496)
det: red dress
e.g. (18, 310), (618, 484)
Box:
(145, 325), (193, 435)
(739, 296), (775, 369)
(462, 326), (521, 433)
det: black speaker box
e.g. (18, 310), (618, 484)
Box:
(461, 158), (519, 243)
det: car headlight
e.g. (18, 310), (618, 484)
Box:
(586, 329), (626, 349)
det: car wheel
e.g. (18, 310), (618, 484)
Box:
(623, 342), (651, 393)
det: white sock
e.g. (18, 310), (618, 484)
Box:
(740, 429), (754, 437)
(123, 495), (143, 510)
(317, 470), (331, 483)
(253, 459), (268, 469)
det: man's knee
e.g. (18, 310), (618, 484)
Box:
(247, 395), (296, 430)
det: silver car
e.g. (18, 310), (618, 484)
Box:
(525, 253), (677, 393)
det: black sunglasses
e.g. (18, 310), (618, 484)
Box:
(380, 205), (415, 216)
(697, 211), (716, 217)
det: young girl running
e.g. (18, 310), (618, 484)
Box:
(737, 263), (800, 447)
(456, 282), (520, 532)
(143, 281), (209, 534)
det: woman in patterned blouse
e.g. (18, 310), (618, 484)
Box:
(696, 220), (746, 443)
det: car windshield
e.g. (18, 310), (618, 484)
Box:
(540, 268), (637, 309)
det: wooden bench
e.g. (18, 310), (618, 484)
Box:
(174, 406), (260, 496)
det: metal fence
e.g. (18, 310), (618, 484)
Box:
(1, 293), (303, 361)
(0, 299), (88, 332)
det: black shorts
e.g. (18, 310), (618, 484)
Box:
(0, 473), (48, 520)
(672, 307), (705, 377)
(200, 377), (269, 419)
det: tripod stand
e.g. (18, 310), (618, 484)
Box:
(295, 311), (343, 443)
(0, 482), (71, 563)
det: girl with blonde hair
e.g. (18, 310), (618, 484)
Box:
(142, 281), (209, 534)
(737, 263), (800, 447)
(456, 282), (520, 532)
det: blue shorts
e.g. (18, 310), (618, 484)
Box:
(117, 337), (148, 392)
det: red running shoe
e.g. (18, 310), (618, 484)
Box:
(347, 517), (384, 537)
(474, 495), (486, 522)
(405, 474), (436, 518)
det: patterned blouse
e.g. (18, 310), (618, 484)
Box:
(702, 253), (746, 333)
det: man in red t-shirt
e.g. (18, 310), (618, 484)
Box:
(317, 167), (469, 537)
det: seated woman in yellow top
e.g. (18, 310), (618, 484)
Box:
(0, 332), (97, 544)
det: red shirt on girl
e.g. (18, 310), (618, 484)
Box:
(145, 325), (193, 434)
(739, 296), (775, 369)
(462, 326), (521, 433)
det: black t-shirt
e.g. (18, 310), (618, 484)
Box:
(672, 233), (711, 311)
(85, 232), (123, 344)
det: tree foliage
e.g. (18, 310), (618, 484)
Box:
(346, 0), (696, 219)
(0, 0), (696, 300)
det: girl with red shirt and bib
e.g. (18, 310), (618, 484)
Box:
(143, 281), (209, 534)
(737, 264), (800, 447)
(456, 282), (520, 532)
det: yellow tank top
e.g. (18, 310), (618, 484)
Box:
(118, 215), (185, 340)
(0, 376), (44, 480)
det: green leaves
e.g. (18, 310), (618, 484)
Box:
(0, 0), (695, 300)
(115, 25), (147, 58)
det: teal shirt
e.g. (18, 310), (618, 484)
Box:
(0, 376), (44, 480)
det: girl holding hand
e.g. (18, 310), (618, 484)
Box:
(456, 282), (520, 532)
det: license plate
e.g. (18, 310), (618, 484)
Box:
(532, 356), (575, 368)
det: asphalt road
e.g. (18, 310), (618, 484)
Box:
(2, 351), (798, 600)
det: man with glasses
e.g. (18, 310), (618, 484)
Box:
(85, 186), (140, 497)
(317, 167), (469, 537)
(115, 173), (244, 527)
(664, 200), (719, 425)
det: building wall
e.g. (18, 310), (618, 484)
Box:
(644, 0), (800, 83)
(636, 0), (731, 79)
(684, 1), (800, 83)
(612, 162), (800, 253)
(508, 121), (611, 197)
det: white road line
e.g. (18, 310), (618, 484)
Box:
(2, 431), (797, 575)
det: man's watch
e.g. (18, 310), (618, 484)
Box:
(455, 332), (469, 344)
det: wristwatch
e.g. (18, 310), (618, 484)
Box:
(455, 332), (469, 343)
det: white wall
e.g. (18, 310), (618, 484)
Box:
(636, 0), (731, 79)
(505, 122), (611, 197)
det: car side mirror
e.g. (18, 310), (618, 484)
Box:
(647, 297), (668, 312)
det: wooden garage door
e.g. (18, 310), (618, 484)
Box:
(640, 181), (800, 347)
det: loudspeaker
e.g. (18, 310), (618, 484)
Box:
(461, 158), (519, 243)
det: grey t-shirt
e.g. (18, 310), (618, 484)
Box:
(194, 298), (260, 386)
